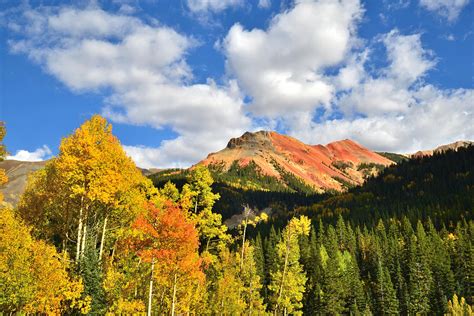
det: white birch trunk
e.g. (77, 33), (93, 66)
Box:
(171, 272), (178, 316)
(99, 216), (108, 263)
(76, 207), (83, 262)
(240, 216), (248, 271)
(147, 259), (155, 316)
(80, 223), (87, 259)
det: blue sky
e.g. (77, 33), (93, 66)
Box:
(1, 0), (473, 168)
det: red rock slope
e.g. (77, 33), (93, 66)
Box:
(198, 131), (394, 192)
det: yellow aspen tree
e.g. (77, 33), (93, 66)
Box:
(269, 216), (311, 316)
(0, 208), (90, 314)
(18, 115), (150, 264)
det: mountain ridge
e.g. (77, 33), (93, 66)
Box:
(410, 140), (473, 158)
(3, 136), (473, 207)
(198, 131), (394, 192)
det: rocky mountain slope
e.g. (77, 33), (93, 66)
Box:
(0, 160), (47, 206)
(199, 131), (394, 192)
(0, 159), (157, 207)
(410, 140), (473, 158)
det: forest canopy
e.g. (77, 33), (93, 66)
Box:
(0, 116), (472, 315)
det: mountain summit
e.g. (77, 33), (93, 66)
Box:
(199, 131), (393, 192)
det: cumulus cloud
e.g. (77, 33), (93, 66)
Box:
(9, 6), (250, 168)
(7, 145), (52, 162)
(288, 31), (474, 153)
(290, 87), (474, 153)
(221, 1), (473, 153)
(382, 30), (436, 85)
(223, 0), (363, 117)
(339, 31), (437, 116)
(419, 0), (470, 21)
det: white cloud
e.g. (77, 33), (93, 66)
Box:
(290, 86), (474, 153)
(258, 0), (271, 9)
(219, 0), (473, 154)
(383, 30), (436, 85)
(420, 0), (470, 21)
(186, 0), (243, 14)
(223, 0), (363, 117)
(338, 31), (436, 116)
(7, 145), (52, 162)
(9, 7), (250, 168)
(287, 31), (474, 153)
(7, 2), (473, 169)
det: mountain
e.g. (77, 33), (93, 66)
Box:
(377, 151), (409, 163)
(198, 131), (393, 192)
(410, 140), (473, 158)
(0, 159), (47, 206)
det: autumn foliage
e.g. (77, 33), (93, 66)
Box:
(0, 208), (90, 314)
(127, 201), (204, 314)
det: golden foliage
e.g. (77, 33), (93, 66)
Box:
(0, 208), (90, 314)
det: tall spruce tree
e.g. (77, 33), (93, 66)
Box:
(373, 260), (399, 315)
(407, 223), (433, 314)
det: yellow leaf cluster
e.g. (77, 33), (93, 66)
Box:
(0, 208), (90, 314)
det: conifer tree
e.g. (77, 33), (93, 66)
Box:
(80, 240), (107, 314)
(426, 219), (455, 313)
(407, 223), (433, 314)
(254, 233), (266, 287)
(319, 247), (346, 314)
(373, 260), (399, 315)
(264, 225), (279, 306)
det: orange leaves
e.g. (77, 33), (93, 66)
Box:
(130, 201), (200, 268)
(126, 201), (205, 313)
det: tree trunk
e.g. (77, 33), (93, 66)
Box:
(62, 238), (67, 264)
(240, 216), (248, 271)
(206, 238), (211, 252)
(147, 259), (155, 316)
(171, 271), (178, 316)
(81, 223), (87, 260)
(99, 216), (108, 263)
(76, 206), (83, 262)
(194, 195), (199, 213)
(111, 241), (117, 262)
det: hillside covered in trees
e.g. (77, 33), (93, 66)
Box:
(1, 117), (472, 315)
(296, 145), (474, 226)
